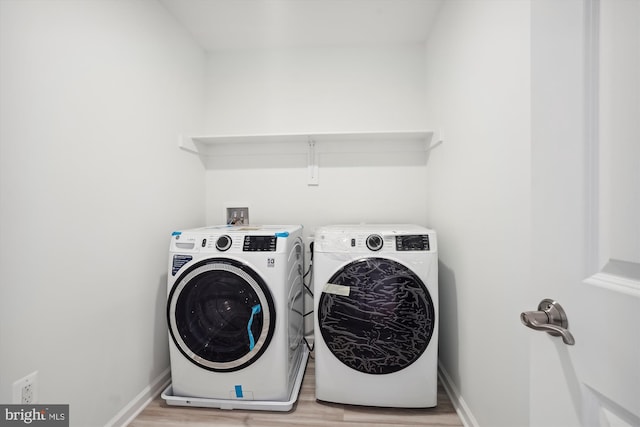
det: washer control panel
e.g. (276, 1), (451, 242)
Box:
(243, 235), (277, 252)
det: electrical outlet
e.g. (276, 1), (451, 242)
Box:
(226, 207), (249, 225)
(13, 371), (38, 404)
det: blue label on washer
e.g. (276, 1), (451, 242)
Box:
(247, 304), (261, 351)
(234, 385), (243, 398)
(171, 254), (192, 276)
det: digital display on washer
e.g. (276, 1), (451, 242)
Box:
(243, 236), (277, 252)
(395, 234), (430, 251)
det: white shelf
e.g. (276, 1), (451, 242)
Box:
(179, 130), (442, 184)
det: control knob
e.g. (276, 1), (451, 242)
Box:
(216, 235), (232, 251)
(366, 234), (383, 251)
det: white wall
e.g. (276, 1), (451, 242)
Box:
(203, 45), (430, 238)
(0, 1), (205, 426)
(205, 45), (427, 134)
(424, 2), (530, 426)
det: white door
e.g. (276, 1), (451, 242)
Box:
(529, 1), (640, 426)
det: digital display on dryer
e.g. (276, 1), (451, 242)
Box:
(395, 235), (430, 251)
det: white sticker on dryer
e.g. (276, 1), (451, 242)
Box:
(323, 283), (350, 296)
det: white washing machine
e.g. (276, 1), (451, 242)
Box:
(163, 225), (309, 411)
(313, 224), (438, 408)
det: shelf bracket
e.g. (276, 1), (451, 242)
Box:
(307, 137), (319, 186)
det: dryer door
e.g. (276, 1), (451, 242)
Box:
(167, 258), (276, 372)
(318, 257), (435, 375)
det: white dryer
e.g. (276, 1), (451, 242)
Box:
(164, 225), (308, 411)
(313, 224), (438, 408)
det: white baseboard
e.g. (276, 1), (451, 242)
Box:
(104, 368), (171, 427)
(438, 362), (479, 427)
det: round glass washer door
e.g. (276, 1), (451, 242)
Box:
(318, 257), (435, 375)
(167, 258), (275, 372)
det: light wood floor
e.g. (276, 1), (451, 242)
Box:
(129, 354), (463, 427)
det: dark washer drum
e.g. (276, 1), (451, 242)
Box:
(167, 258), (276, 372)
(318, 257), (435, 375)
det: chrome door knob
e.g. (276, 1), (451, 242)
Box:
(521, 299), (575, 345)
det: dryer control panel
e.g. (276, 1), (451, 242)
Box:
(345, 234), (432, 252)
(395, 235), (430, 251)
(314, 225), (437, 254)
